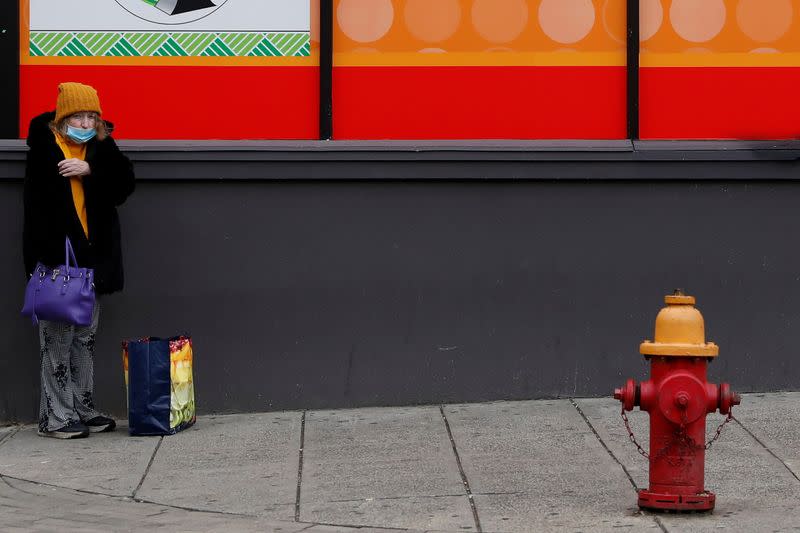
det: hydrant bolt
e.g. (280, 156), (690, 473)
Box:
(675, 391), (689, 408)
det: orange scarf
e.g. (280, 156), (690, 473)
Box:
(53, 132), (88, 238)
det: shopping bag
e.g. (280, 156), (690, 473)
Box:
(122, 336), (196, 436)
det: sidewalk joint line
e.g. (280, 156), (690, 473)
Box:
(469, 490), (526, 497)
(297, 519), (409, 531)
(133, 436), (163, 499)
(0, 474), (42, 497)
(0, 425), (22, 449)
(734, 417), (800, 483)
(295, 409), (307, 522)
(440, 405), (483, 533)
(3, 473), (415, 530)
(2, 473), (258, 518)
(325, 493), (466, 503)
(570, 400), (668, 532)
(651, 515), (668, 532)
(1, 473), (127, 500)
(570, 399), (641, 491)
(132, 496), (260, 517)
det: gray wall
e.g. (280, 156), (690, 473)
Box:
(2, 140), (799, 423)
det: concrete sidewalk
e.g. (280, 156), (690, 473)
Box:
(0, 392), (798, 532)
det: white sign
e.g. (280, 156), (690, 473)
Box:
(30, 0), (310, 32)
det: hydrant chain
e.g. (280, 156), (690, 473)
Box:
(704, 411), (735, 451)
(620, 407), (650, 459)
(621, 405), (736, 460)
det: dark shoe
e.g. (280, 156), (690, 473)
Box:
(85, 416), (116, 433)
(38, 421), (89, 439)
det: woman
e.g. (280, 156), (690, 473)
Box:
(24, 82), (135, 438)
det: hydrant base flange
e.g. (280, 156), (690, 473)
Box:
(638, 489), (715, 512)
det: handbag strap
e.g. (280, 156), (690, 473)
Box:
(64, 236), (79, 270)
(29, 275), (41, 326)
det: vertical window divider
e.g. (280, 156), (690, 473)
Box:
(627, 0), (640, 141)
(319, 0), (333, 140)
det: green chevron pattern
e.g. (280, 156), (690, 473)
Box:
(29, 32), (310, 57)
(75, 32), (122, 56)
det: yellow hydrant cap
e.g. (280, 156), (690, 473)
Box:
(639, 290), (719, 357)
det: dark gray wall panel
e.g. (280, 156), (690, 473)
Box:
(2, 176), (799, 423)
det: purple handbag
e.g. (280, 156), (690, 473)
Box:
(21, 237), (95, 326)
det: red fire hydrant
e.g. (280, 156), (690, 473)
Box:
(614, 291), (740, 511)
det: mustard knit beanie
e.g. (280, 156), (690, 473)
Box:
(55, 82), (102, 123)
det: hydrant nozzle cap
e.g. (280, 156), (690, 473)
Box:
(640, 291), (719, 358)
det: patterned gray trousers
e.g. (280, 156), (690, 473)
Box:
(38, 302), (102, 432)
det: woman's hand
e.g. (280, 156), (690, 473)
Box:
(58, 158), (91, 177)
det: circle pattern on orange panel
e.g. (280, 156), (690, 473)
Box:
(337, 0), (395, 43)
(641, 0), (800, 57)
(737, 0), (793, 44)
(538, 0), (595, 45)
(639, 0), (664, 42)
(471, 0), (529, 44)
(404, 0), (461, 43)
(333, 0), (628, 64)
(669, 0), (727, 43)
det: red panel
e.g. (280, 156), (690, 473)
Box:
(20, 66), (319, 139)
(641, 67), (800, 139)
(333, 66), (627, 140)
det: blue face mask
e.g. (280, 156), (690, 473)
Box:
(66, 125), (97, 144)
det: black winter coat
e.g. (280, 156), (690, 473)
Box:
(23, 111), (135, 294)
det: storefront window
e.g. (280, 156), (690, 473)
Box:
(640, 0), (800, 139)
(333, 0), (628, 140)
(19, 0), (319, 139)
